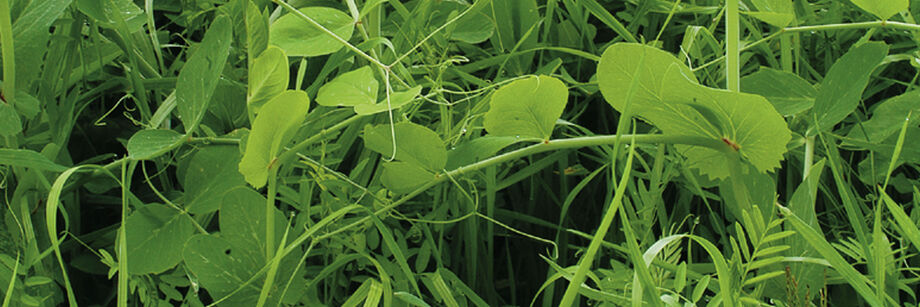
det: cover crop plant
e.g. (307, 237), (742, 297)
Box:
(0, 0), (919, 306)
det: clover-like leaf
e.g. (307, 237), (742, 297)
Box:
(598, 43), (791, 180)
(269, 7), (354, 57)
(316, 66), (378, 107)
(238, 90), (310, 188)
(483, 75), (568, 140)
(248, 46), (289, 114)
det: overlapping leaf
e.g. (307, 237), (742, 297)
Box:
(483, 75), (568, 140)
(810, 42), (888, 136)
(248, 46), (289, 114)
(269, 7), (354, 57)
(239, 90), (310, 188)
(364, 122), (446, 193)
(598, 43), (791, 180)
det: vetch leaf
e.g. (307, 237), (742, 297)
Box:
(363, 122), (446, 172)
(126, 129), (184, 160)
(844, 90), (920, 143)
(269, 7), (354, 57)
(316, 66), (378, 107)
(248, 46), (289, 114)
(176, 15), (233, 134)
(598, 43), (791, 180)
(354, 86), (422, 115)
(741, 67), (816, 116)
(0, 149), (68, 172)
(125, 204), (195, 275)
(809, 42), (887, 136)
(483, 75), (568, 140)
(239, 90), (310, 188)
(850, 0), (907, 20)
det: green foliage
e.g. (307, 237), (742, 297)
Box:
(4, 0), (920, 306)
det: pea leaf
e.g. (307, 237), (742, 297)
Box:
(245, 0), (269, 58)
(126, 129), (184, 160)
(379, 162), (435, 195)
(248, 46), (289, 114)
(176, 15), (233, 134)
(239, 90), (310, 188)
(183, 146), (246, 214)
(746, 0), (794, 27)
(125, 204), (195, 275)
(844, 91), (920, 143)
(598, 43), (791, 180)
(269, 7), (354, 57)
(354, 86), (422, 115)
(809, 42), (887, 136)
(183, 235), (262, 305)
(316, 66), (378, 107)
(483, 75), (568, 140)
(74, 0), (145, 31)
(363, 122), (446, 172)
(741, 67), (816, 116)
(850, 0), (907, 20)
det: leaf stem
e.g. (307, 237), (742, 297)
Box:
(725, 0), (740, 91)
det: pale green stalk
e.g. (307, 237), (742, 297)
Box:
(0, 0), (14, 103)
(726, 0), (740, 91)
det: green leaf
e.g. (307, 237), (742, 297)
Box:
(13, 0), (72, 89)
(432, 1), (494, 44)
(809, 42), (887, 136)
(269, 7), (355, 57)
(0, 103), (22, 136)
(380, 162), (436, 194)
(183, 146), (246, 214)
(744, 12), (793, 28)
(483, 75), (568, 140)
(246, 0), (269, 58)
(844, 90), (920, 143)
(598, 43), (791, 180)
(445, 136), (522, 169)
(239, 90), (310, 188)
(126, 129), (184, 160)
(741, 67), (816, 116)
(363, 122), (446, 172)
(176, 15), (233, 134)
(354, 86), (422, 115)
(0, 149), (68, 172)
(125, 204), (195, 275)
(183, 235), (262, 305)
(248, 46), (289, 114)
(746, 0), (794, 27)
(850, 0), (907, 20)
(74, 0), (145, 31)
(316, 66), (378, 107)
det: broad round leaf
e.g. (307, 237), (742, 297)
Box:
(363, 122), (446, 172)
(598, 43), (791, 180)
(269, 7), (354, 57)
(850, 0), (907, 20)
(239, 90), (310, 188)
(354, 86), (422, 115)
(483, 75), (568, 140)
(125, 204), (195, 275)
(316, 66), (378, 107)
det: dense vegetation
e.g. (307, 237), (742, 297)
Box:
(1, 0), (919, 306)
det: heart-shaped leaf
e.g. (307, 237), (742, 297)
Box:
(176, 15), (233, 134)
(269, 7), (354, 57)
(598, 43), (791, 180)
(248, 46), (289, 114)
(316, 66), (378, 107)
(239, 90), (310, 188)
(483, 75), (568, 140)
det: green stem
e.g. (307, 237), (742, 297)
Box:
(265, 168), (278, 261)
(726, 0), (740, 91)
(317, 134), (727, 241)
(0, 0), (15, 103)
